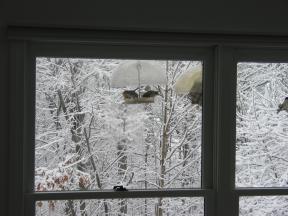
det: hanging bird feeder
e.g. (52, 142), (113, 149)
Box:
(111, 60), (166, 104)
(174, 65), (203, 105)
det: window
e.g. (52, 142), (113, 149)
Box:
(36, 197), (204, 215)
(8, 29), (288, 216)
(236, 62), (288, 188)
(34, 58), (205, 215)
(234, 50), (288, 216)
(239, 196), (288, 215)
(35, 58), (203, 192)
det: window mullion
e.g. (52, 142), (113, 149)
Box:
(215, 45), (238, 216)
(201, 49), (216, 216)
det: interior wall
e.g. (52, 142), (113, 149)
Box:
(1, 17), (8, 216)
(2, 1), (288, 215)
(4, 0), (288, 35)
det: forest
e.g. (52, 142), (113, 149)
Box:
(236, 63), (288, 216)
(35, 58), (203, 216)
(34, 58), (288, 216)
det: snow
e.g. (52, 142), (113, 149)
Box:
(236, 62), (288, 189)
(239, 196), (288, 216)
(110, 60), (167, 88)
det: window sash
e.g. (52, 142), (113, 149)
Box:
(27, 43), (215, 192)
(233, 49), (288, 193)
(9, 38), (215, 216)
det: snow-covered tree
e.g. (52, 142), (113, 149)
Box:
(236, 63), (288, 215)
(35, 58), (203, 215)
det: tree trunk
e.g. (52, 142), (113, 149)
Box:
(158, 84), (170, 216)
(64, 200), (76, 216)
(117, 115), (128, 215)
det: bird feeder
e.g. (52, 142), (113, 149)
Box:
(111, 60), (166, 104)
(174, 65), (203, 105)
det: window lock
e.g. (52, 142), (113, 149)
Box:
(113, 185), (128, 191)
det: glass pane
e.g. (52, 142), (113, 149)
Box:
(239, 196), (288, 216)
(35, 197), (204, 216)
(35, 58), (203, 191)
(236, 62), (288, 187)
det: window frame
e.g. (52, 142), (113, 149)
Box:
(8, 27), (288, 216)
(9, 31), (216, 216)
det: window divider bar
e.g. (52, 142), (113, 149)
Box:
(25, 189), (212, 201)
(235, 188), (288, 196)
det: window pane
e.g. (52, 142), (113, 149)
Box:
(35, 58), (203, 191)
(239, 196), (288, 216)
(35, 197), (204, 216)
(236, 62), (288, 187)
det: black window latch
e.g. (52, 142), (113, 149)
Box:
(113, 185), (127, 191)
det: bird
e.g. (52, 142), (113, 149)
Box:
(277, 97), (288, 113)
(144, 85), (151, 91)
(122, 90), (138, 99)
(142, 90), (159, 98)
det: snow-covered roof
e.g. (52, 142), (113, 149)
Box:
(111, 60), (167, 88)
